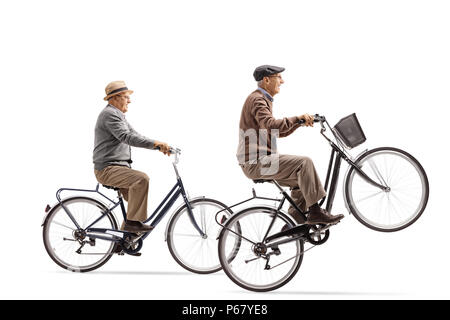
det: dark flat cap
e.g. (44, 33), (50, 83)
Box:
(253, 65), (285, 81)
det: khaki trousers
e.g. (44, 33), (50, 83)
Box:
(94, 166), (149, 226)
(240, 154), (326, 224)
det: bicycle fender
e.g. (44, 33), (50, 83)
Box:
(342, 148), (368, 215)
(41, 201), (59, 226)
(164, 196), (206, 241)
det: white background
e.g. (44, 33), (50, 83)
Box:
(0, 0), (449, 299)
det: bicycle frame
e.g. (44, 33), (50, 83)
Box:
(54, 154), (205, 244)
(218, 116), (390, 246)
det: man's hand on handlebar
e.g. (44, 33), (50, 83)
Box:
(298, 114), (315, 127)
(154, 141), (172, 156)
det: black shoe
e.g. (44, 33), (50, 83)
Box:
(123, 220), (154, 233)
(113, 244), (124, 255)
(114, 245), (142, 256)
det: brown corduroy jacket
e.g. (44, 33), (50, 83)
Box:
(237, 89), (301, 163)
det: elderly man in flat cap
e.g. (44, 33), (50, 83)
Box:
(93, 81), (171, 233)
(237, 65), (344, 225)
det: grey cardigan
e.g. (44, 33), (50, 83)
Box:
(93, 104), (155, 171)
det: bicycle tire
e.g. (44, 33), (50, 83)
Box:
(218, 206), (304, 292)
(344, 147), (429, 232)
(42, 196), (118, 272)
(166, 198), (237, 274)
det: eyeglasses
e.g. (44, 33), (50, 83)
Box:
(267, 75), (283, 80)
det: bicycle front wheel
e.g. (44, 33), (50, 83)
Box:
(43, 197), (118, 272)
(166, 198), (235, 274)
(218, 207), (304, 292)
(345, 147), (429, 232)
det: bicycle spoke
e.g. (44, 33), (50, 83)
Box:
(355, 190), (384, 204)
(51, 220), (77, 231)
(200, 205), (206, 233)
(172, 233), (202, 237)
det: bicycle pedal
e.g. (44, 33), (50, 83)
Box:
(271, 247), (281, 255)
(88, 238), (96, 246)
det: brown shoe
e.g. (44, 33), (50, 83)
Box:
(306, 208), (344, 225)
(123, 220), (154, 233)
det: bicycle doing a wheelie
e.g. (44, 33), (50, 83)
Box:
(42, 147), (234, 274)
(217, 113), (429, 292)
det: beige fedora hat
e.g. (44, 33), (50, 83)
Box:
(104, 80), (134, 101)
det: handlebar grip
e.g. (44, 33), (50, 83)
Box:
(297, 114), (323, 125)
(155, 146), (178, 154)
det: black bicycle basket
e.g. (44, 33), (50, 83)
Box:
(332, 113), (366, 149)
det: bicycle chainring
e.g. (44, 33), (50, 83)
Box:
(306, 224), (330, 245)
(121, 236), (143, 255)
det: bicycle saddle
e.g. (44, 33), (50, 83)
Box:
(252, 179), (273, 184)
(102, 184), (120, 191)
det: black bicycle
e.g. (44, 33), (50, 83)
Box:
(217, 113), (429, 292)
(42, 148), (236, 274)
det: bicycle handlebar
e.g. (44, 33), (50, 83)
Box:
(297, 114), (326, 125)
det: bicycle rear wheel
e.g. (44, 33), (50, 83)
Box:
(43, 197), (118, 272)
(218, 207), (304, 292)
(344, 147), (429, 232)
(166, 198), (237, 274)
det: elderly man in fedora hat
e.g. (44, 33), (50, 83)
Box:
(237, 65), (344, 226)
(93, 80), (171, 233)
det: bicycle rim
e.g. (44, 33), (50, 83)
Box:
(219, 207), (303, 292)
(43, 197), (116, 272)
(346, 148), (429, 231)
